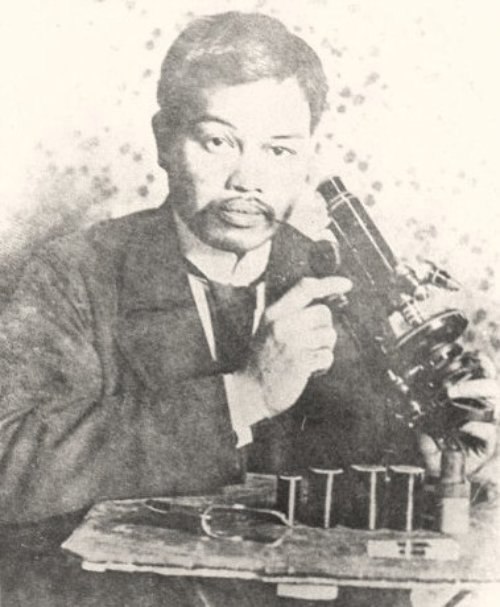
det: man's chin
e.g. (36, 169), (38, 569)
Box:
(197, 226), (277, 255)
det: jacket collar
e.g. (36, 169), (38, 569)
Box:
(117, 203), (193, 312)
(118, 201), (314, 311)
(173, 210), (272, 287)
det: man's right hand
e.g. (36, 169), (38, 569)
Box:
(235, 276), (352, 418)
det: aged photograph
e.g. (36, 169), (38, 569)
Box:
(0, 1), (499, 605)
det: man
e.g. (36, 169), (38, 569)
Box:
(0, 11), (496, 606)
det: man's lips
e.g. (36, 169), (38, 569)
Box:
(219, 198), (271, 216)
(216, 198), (274, 227)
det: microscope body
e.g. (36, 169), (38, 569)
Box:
(314, 177), (492, 445)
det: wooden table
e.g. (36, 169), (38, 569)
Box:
(63, 475), (500, 606)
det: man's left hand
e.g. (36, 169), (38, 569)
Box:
(448, 378), (499, 476)
(419, 375), (499, 478)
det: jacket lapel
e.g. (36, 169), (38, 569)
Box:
(115, 204), (218, 391)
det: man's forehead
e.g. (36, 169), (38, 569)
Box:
(185, 77), (312, 138)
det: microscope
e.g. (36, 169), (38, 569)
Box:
(313, 176), (493, 445)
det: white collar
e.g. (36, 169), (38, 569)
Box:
(174, 211), (271, 286)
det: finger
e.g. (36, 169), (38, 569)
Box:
(305, 347), (335, 374)
(459, 422), (497, 471)
(265, 276), (352, 321)
(459, 421), (497, 444)
(460, 421), (496, 455)
(268, 307), (333, 344)
(315, 326), (338, 350)
(448, 379), (500, 401)
(287, 327), (337, 351)
(476, 352), (498, 379)
(299, 304), (334, 330)
(418, 433), (442, 478)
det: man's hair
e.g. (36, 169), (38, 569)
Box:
(156, 11), (329, 133)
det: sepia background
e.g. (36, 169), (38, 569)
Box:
(1, 0), (499, 366)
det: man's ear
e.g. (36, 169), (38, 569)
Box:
(152, 111), (173, 171)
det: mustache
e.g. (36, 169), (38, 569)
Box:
(214, 197), (276, 221)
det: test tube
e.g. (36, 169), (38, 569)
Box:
(307, 467), (344, 528)
(276, 474), (302, 525)
(438, 449), (470, 534)
(388, 465), (425, 532)
(350, 465), (386, 530)
(441, 449), (465, 484)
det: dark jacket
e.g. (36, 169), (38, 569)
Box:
(0, 203), (418, 524)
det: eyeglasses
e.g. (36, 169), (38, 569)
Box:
(201, 504), (290, 545)
(145, 500), (290, 545)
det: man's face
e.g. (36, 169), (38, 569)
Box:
(157, 77), (313, 254)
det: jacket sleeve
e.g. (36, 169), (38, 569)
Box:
(0, 254), (240, 523)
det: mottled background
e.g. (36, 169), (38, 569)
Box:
(1, 0), (499, 365)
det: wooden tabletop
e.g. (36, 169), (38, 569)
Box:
(62, 474), (500, 592)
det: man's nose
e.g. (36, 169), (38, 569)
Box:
(225, 153), (264, 194)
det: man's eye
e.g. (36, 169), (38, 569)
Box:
(204, 137), (233, 152)
(269, 145), (296, 157)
